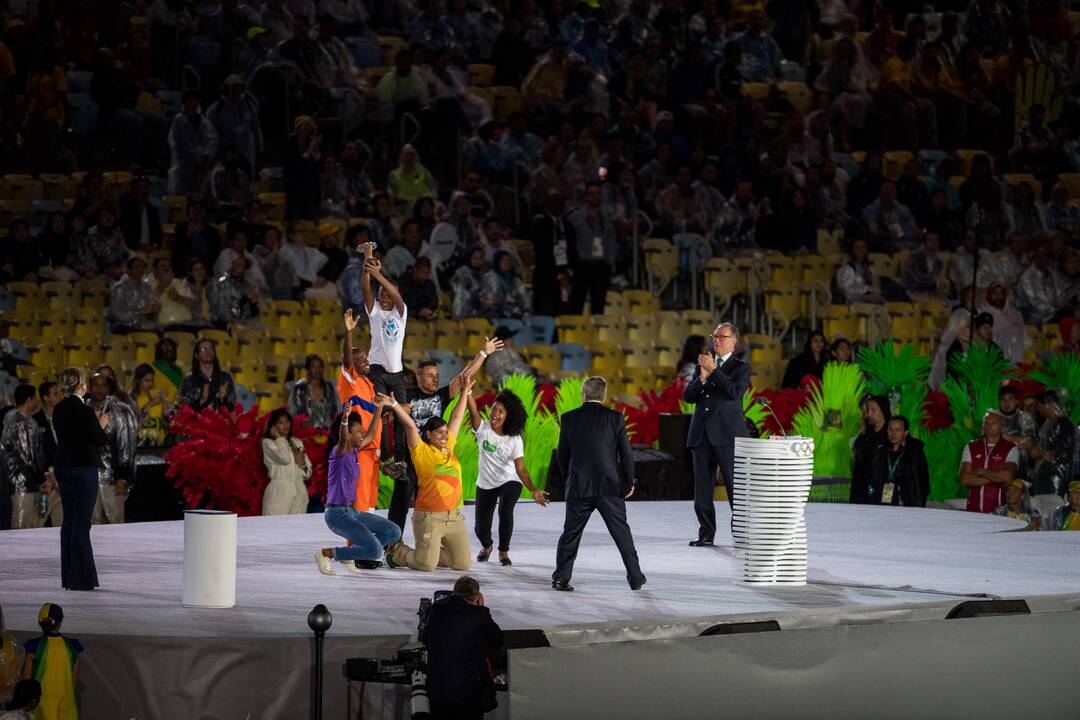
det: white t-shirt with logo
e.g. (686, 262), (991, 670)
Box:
(475, 421), (525, 490)
(367, 303), (407, 372)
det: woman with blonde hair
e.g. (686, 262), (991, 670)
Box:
(52, 368), (111, 591)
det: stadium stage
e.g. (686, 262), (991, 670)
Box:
(2, 502), (1079, 719)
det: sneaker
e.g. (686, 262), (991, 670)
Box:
(314, 551), (335, 576)
(611, 274), (630, 289)
(340, 560), (364, 575)
(384, 542), (402, 568)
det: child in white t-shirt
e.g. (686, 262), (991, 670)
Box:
(466, 387), (549, 565)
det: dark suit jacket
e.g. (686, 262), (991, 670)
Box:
(33, 410), (57, 471)
(683, 354), (751, 449)
(557, 402), (634, 499)
(529, 212), (577, 274)
(53, 396), (107, 469)
(425, 595), (504, 703)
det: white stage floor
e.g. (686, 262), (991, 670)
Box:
(2, 502), (1079, 641)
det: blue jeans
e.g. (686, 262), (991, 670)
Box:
(324, 506), (401, 562)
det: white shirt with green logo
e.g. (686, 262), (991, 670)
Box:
(475, 420), (525, 490)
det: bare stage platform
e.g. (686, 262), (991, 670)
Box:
(2, 502), (1078, 719)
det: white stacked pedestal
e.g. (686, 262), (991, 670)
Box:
(182, 509), (238, 608)
(731, 436), (815, 585)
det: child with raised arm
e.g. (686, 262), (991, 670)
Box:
(386, 374), (476, 572)
(466, 389), (549, 566)
(315, 398), (402, 576)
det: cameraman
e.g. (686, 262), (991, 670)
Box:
(425, 575), (504, 719)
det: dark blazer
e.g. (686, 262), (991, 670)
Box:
(882, 437), (930, 508)
(33, 410), (57, 471)
(557, 402), (634, 499)
(52, 395), (107, 469)
(683, 354), (751, 448)
(529, 212), (578, 274)
(425, 594), (504, 703)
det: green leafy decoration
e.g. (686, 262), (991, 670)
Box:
(1028, 352), (1080, 423)
(857, 340), (931, 396)
(924, 344), (1013, 501)
(791, 362), (865, 477)
(924, 426), (969, 502)
(742, 388), (770, 438)
(858, 340), (930, 439)
(555, 376), (586, 417)
(948, 344), (1013, 418)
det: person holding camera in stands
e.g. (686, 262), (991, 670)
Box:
(425, 575), (504, 720)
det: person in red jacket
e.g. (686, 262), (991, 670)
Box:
(960, 410), (1018, 513)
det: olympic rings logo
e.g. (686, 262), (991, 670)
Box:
(790, 441), (814, 456)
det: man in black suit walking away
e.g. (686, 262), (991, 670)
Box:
(552, 376), (645, 592)
(683, 323), (751, 547)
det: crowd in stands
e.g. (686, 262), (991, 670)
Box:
(2, 0), (1080, 529)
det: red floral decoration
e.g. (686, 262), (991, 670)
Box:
(755, 387), (809, 435)
(615, 382), (688, 446)
(165, 404), (331, 514)
(922, 391), (953, 431)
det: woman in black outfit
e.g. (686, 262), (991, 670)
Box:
(781, 331), (827, 389)
(53, 368), (111, 591)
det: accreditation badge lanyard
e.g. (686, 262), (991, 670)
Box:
(883, 449), (904, 505)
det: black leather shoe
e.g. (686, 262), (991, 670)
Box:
(689, 538), (714, 547)
(355, 560), (383, 569)
(552, 579), (574, 592)
(629, 577), (647, 591)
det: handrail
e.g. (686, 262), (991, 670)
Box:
(808, 280), (831, 331)
(400, 111), (421, 148)
(633, 210), (652, 288)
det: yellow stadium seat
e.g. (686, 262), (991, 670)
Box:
(466, 63), (495, 87)
(522, 344), (561, 373)
(41, 281), (79, 310)
(602, 291), (629, 316)
(642, 239), (677, 296)
(741, 82), (770, 101)
(6, 281), (41, 313)
(625, 313), (657, 342)
(883, 151), (914, 179)
(623, 290), (660, 314)
(590, 315), (626, 343)
(589, 341), (623, 373)
(162, 195), (188, 222)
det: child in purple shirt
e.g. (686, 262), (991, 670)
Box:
(315, 400), (402, 575)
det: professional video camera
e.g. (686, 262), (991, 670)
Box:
(344, 590), (451, 718)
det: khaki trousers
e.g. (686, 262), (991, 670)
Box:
(92, 485), (126, 525)
(11, 489), (63, 529)
(392, 510), (472, 572)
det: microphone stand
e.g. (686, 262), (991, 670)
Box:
(756, 398), (787, 436)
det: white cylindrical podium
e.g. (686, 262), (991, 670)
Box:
(731, 436), (815, 585)
(182, 509), (237, 608)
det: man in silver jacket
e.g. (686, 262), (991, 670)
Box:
(2, 384), (56, 529)
(86, 373), (138, 525)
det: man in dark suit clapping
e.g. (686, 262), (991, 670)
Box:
(552, 376), (645, 592)
(683, 323), (751, 547)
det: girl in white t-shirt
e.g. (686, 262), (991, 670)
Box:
(466, 389), (549, 565)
